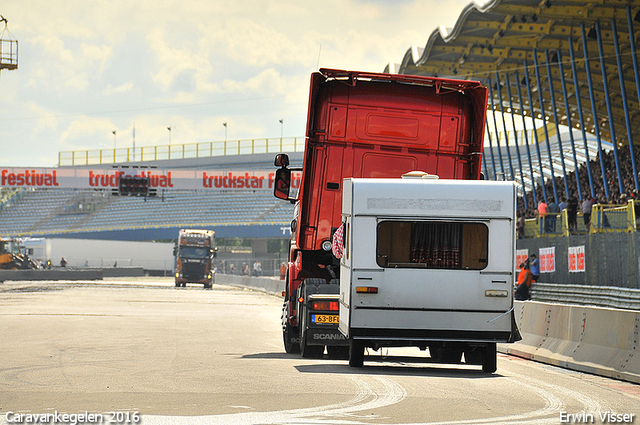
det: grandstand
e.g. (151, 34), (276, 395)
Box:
(0, 152), (302, 242)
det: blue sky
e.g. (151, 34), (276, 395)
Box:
(0, 0), (471, 167)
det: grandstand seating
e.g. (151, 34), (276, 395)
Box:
(0, 188), (295, 237)
(0, 154), (299, 238)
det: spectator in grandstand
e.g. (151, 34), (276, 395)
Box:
(582, 197), (594, 228)
(514, 262), (532, 301)
(516, 211), (525, 239)
(529, 254), (540, 283)
(60, 257), (67, 268)
(547, 199), (559, 233)
(537, 200), (548, 234)
(229, 263), (235, 275)
(242, 262), (250, 276)
(558, 197), (567, 212)
(567, 197), (579, 233)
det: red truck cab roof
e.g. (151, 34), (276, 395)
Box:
(296, 69), (488, 252)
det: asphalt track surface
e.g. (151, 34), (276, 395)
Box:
(1, 278), (639, 425)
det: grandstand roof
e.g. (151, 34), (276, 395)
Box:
(386, 0), (640, 149)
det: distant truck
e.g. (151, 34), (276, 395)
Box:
(174, 229), (217, 288)
(338, 175), (519, 372)
(273, 69), (489, 358)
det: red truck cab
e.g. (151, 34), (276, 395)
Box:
(274, 69), (488, 358)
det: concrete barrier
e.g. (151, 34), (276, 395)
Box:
(500, 301), (640, 384)
(0, 267), (145, 282)
(102, 267), (145, 277)
(216, 274), (284, 296)
(0, 269), (104, 282)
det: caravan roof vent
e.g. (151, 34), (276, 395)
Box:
(401, 171), (439, 179)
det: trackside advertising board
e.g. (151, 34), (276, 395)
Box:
(0, 168), (301, 191)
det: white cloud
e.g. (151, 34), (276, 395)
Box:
(102, 82), (135, 96)
(0, 0), (472, 167)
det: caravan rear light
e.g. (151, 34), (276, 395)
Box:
(356, 287), (378, 294)
(313, 301), (339, 311)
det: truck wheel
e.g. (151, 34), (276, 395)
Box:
(283, 323), (300, 354)
(175, 281), (180, 287)
(349, 340), (365, 367)
(464, 347), (483, 365)
(300, 314), (324, 358)
(482, 343), (497, 373)
(204, 281), (212, 289)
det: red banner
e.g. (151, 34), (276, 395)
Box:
(539, 247), (556, 273)
(0, 168), (302, 191)
(568, 246), (585, 273)
(516, 249), (528, 267)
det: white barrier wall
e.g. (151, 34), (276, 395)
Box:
(45, 238), (174, 270)
(500, 301), (640, 384)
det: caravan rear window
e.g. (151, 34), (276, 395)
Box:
(376, 221), (488, 270)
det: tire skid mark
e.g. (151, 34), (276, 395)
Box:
(407, 374), (610, 425)
(141, 375), (406, 425)
(405, 376), (564, 425)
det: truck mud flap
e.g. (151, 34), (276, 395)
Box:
(510, 308), (522, 342)
(306, 329), (348, 346)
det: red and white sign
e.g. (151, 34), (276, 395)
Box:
(0, 168), (302, 191)
(568, 245), (585, 273)
(516, 249), (528, 268)
(539, 247), (555, 273)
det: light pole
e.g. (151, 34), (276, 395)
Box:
(167, 126), (172, 145)
(112, 130), (116, 150)
(279, 119), (283, 139)
(223, 121), (227, 141)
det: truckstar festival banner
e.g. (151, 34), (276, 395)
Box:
(0, 168), (302, 191)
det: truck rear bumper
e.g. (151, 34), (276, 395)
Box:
(349, 328), (512, 344)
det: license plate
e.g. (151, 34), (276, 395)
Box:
(312, 314), (339, 324)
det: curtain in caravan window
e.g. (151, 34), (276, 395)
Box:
(410, 222), (461, 268)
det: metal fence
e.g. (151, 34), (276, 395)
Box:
(58, 137), (305, 166)
(523, 200), (640, 237)
(517, 232), (640, 289)
(531, 283), (640, 311)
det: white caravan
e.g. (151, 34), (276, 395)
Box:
(338, 176), (519, 372)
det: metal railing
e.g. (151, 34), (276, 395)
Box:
(522, 200), (640, 237)
(0, 38), (18, 70)
(531, 282), (640, 311)
(58, 137), (305, 166)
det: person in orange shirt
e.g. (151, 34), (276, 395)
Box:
(537, 200), (548, 234)
(515, 262), (532, 300)
(279, 262), (287, 280)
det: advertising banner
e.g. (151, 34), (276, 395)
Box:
(516, 249), (529, 267)
(0, 168), (301, 191)
(568, 245), (586, 273)
(539, 246), (556, 273)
